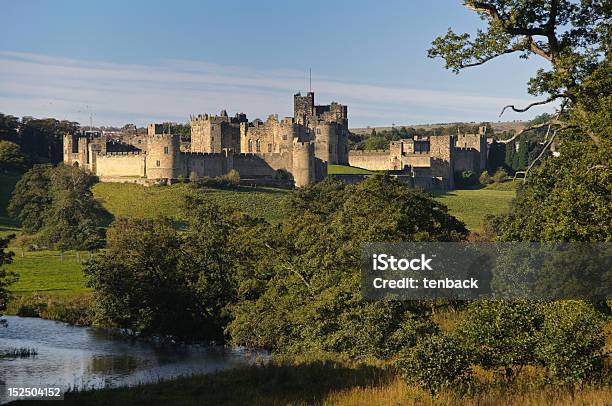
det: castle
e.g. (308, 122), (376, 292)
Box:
(347, 128), (488, 189)
(63, 92), (487, 190)
(63, 92), (349, 187)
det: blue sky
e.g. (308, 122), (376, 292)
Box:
(0, 0), (554, 127)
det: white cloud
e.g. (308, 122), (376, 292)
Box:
(0, 50), (551, 127)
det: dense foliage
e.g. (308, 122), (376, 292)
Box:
(8, 164), (106, 250)
(85, 176), (467, 352)
(0, 113), (78, 166)
(0, 236), (17, 325)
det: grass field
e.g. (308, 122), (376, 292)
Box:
(92, 182), (289, 224)
(328, 164), (374, 175)
(431, 186), (516, 232)
(6, 251), (89, 296)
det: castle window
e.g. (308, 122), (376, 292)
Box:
(248, 139), (253, 152)
(282, 133), (287, 140)
(156, 160), (160, 167)
(256, 139), (261, 152)
(316, 128), (321, 134)
(328, 144), (332, 153)
(267, 143), (272, 153)
(164, 146), (169, 154)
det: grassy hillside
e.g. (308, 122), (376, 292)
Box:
(328, 164), (374, 175)
(431, 187), (516, 232)
(7, 251), (89, 296)
(91, 183), (289, 224)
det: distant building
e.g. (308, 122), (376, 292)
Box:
(63, 92), (349, 187)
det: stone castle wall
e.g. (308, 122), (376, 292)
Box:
(96, 152), (146, 178)
(348, 150), (390, 171)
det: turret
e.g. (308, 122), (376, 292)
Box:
(291, 139), (315, 187)
(146, 132), (182, 181)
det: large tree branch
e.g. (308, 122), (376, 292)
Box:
(499, 94), (568, 117)
(466, 1), (549, 37)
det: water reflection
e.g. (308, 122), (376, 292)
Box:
(0, 316), (261, 404)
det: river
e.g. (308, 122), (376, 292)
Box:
(0, 316), (261, 404)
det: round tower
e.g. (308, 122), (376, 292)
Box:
(313, 122), (338, 164)
(292, 140), (315, 187)
(146, 133), (181, 181)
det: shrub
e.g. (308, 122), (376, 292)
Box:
(223, 169), (240, 186)
(537, 301), (606, 385)
(479, 170), (492, 185)
(397, 333), (473, 395)
(492, 168), (508, 183)
(454, 170), (479, 188)
(458, 301), (543, 379)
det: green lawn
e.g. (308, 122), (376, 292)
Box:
(431, 187), (516, 232)
(328, 164), (374, 175)
(7, 250), (89, 296)
(92, 183), (289, 224)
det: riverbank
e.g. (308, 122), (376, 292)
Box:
(8, 354), (612, 406)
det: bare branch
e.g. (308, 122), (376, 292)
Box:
(524, 129), (558, 180)
(499, 94), (567, 117)
(497, 122), (552, 144)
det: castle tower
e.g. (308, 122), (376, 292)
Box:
(146, 132), (182, 181)
(429, 135), (454, 189)
(294, 92), (314, 125)
(292, 139), (315, 187)
(63, 133), (88, 168)
(313, 122), (339, 164)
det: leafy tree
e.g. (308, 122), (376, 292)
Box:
(397, 333), (473, 395)
(364, 135), (388, 150)
(0, 235), (18, 326)
(228, 176), (466, 358)
(8, 164), (53, 233)
(39, 165), (105, 251)
(428, 0), (610, 241)
(536, 301), (606, 385)
(84, 218), (192, 337)
(458, 301), (544, 379)
(0, 114), (19, 143)
(0, 141), (26, 172)
(19, 117), (78, 164)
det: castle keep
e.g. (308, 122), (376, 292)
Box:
(63, 92), (349, 187)
(347, 127), (488, 189)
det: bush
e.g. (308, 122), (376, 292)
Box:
(397, 333), (472, 395)
(454, 170), (479, 188)
(492, 168), (508, 183)
(191, 170), (240, 190)
(458, 301), (543, 379)
(537, 301), (606, 385)
(479, 170), (492, 185)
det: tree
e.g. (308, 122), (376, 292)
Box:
(0, 141), (26, 172)
(0, 114), (19, 143)
(429, 1), (610, 242)
(228, 176), (466, 358)
(19, 117), (78, 164)
(364, 135), (388, 150)
(8, 164), (53, 233)
(0, 235), (18, 326)
(84, 218), (193, 337)
(40, 165), (105, 252)
(428, 1), (608, 140)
